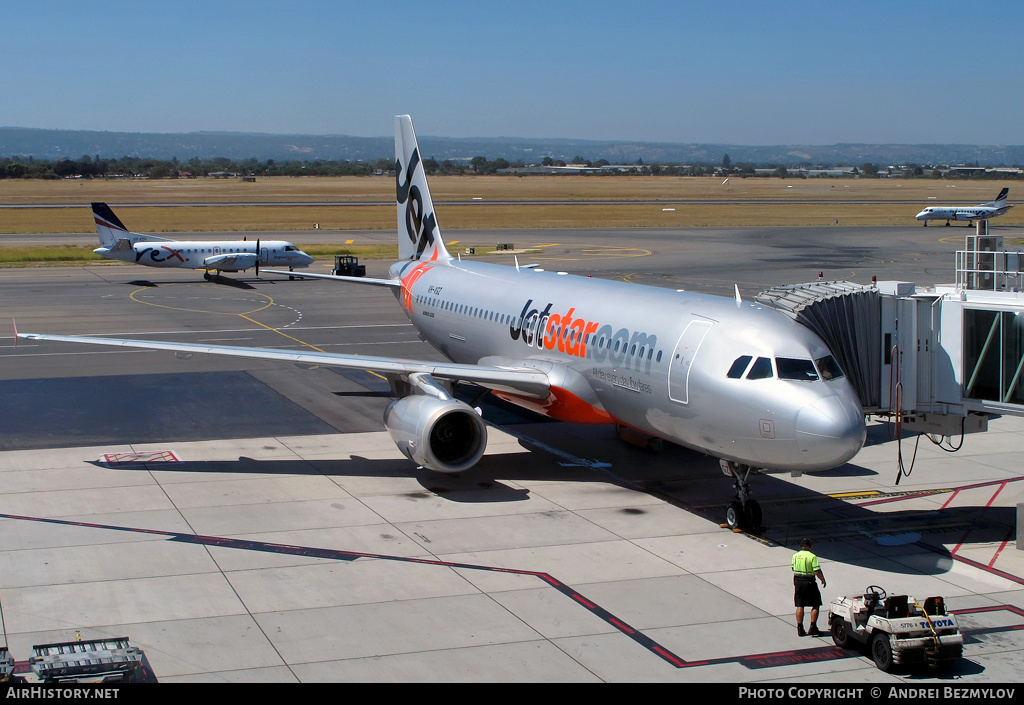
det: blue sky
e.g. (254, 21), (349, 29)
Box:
(3, 1), (1022, 145)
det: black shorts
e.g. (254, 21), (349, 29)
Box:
(794, 576), (821, 607)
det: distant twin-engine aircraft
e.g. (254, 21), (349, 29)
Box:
(92, 202), (313, 278)
(915, 187), (1013, 226)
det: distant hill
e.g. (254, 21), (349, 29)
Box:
(2, 126), (1023, 167)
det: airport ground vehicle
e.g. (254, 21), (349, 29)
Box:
(1, 637), (146, 683)
(332, 255), (366, 277)
(828, 586), (963, 671)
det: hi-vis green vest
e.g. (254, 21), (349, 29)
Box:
(792, 550), (819, 577)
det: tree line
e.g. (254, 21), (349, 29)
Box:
(0, 154), (532, 179)
(2, 153), (1019, 180)
(0, 155), (398, 180)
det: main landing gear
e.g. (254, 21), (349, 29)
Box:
(720, 460), (762, 532)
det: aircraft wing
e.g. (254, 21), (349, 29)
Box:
(204, 252), (258, 270)
(261, 269), (400, 287)
(16, 332), (551, 398)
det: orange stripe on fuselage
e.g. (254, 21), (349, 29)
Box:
(492, 386), (615, 425)
(400, 261), (434, 312)
(399, 250), (442, 312)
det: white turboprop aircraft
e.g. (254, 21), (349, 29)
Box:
(19, 116), (867, 531)
(915, 187), (1012, 226)
(91, 202), (314, 278)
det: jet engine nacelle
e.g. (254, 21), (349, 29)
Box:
(383, 394), (487, 473)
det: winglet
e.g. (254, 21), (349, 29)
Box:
(734, 284), (742, 303)
(12, 318), (16, 348)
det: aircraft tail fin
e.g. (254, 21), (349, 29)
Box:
(92, 202), (170, 247)
(395, 115), (451, 262)
(982, 187), (1010, 207)
(92, 202), (131, 247)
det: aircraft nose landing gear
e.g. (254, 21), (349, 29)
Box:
(720, 460), (762, 531)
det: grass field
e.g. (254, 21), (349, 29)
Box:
(1, 173), (1017, 205)
(1, 176), (1021, 266)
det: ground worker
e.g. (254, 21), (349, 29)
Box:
(792, 538), (826, 636)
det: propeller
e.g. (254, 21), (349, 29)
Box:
(255, 238), (260, 276)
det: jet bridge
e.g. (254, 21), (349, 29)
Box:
(757, 225), (1024, 441)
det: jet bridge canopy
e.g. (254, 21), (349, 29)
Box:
(755, 281), (881, 409)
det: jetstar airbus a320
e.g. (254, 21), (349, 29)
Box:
(18, 116), (866, 531)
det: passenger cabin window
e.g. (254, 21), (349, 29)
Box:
(727, 355), (753, 379)
(815, 355), (845, 381)
(777, 358), (819, 381)
(747, 357), (774, 380)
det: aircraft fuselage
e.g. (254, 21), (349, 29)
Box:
(914, 206), (1005, 223)
(391, 257), (866, 473)
(97, 239), (312, 271)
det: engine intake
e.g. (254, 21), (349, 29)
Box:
(383, 395), (487, 473)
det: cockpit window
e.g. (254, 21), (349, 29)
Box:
(727, 355), (753, 379)
(747, 356), (773, 379)
(815, 355), (845, 381)
(777, 358), (818, 381)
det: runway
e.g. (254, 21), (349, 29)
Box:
(0, 223), (968, 294)
(0, 226), (1022, 683)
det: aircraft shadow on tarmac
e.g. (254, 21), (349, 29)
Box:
(82, 453), (574, 504)
(81, 440), (1017, 579)
(127, 276), (259, 289)
(755, 491), (1015, 578)
(11, 366), (1015, 579)
(478, 418), (1020, 579)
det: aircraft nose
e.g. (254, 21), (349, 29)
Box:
(794, 395), (866, 469)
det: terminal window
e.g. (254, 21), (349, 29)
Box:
(964, 309), (1024, 405)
